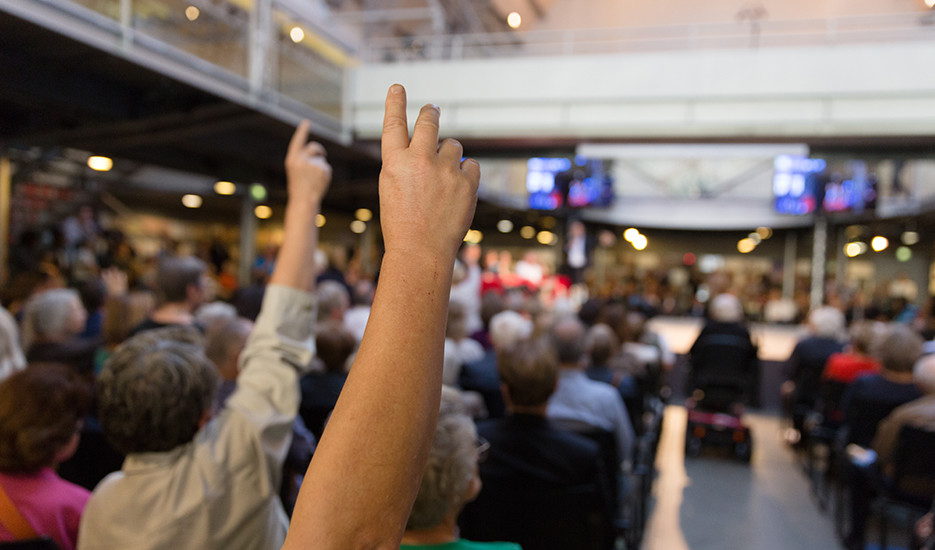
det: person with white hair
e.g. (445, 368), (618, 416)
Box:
(400, 387), (520, 549)
(689, 293), (756, 363)
(21, 288), (98, 377)
(458, 310), (533, 419)
(0, 305), (26, 381)
(783, 305), (847, 436)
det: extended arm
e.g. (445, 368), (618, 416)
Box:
(284, 84), (479, 549)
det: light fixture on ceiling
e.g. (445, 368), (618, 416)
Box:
(254, 205), (273, 219)
(87, 155), (113, 172)
(185, 6), (200, 21)
(507, 12), (522, 29)
(182, 194), (203, 209)
(290, 26), (305, 43)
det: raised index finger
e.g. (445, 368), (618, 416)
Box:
(288, 119), (311, 160)
(382, 84), (410, 161)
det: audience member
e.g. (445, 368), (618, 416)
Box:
(471, 291), (506, 351)
(343, 279), (375, 343)
(129, 256), (209, 335)
(546, 315), (634, 466)
(299, 322), (355, 440)
(316, 280), (350, 325)
(0, 305), (26, 381)
(585, 323), (641, 432)
(444, 300), (485, 386)
(872, 353), (935, 470)
(822, 320), (881, 384)
(194, 301), (238, 338)
(79, 119), (330, 549)
(21, 288), (99, 377)
(458, 310), (533, 419)
(840, 323), (924, 446)
(784, 306), (847, 435)
(0, 363), (92, 549)
(450, 244), (483, 335)
(401, 387), (520, 549)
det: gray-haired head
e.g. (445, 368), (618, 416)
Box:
(97, 326), (219, 454)
(406, 390), (478, 531)
(586, 323), (619, 367)
(874, 323), (923, 375)
(489, 310), (533, 351)
(913, 353), (935, 394)
(20, 288), (85, 350)
(0, 306), (25, 381)
(807, 306), (846, 339)
(709, 293), (744, 324)
(195, 301), (238, 336)
(316, 281), (350, 323)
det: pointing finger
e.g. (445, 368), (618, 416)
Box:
(410, 104), (441, 154)
(288, 120), (311, 160)
(382, 84), (410, 161)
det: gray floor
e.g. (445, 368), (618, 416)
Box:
(642, 406), (842, 550)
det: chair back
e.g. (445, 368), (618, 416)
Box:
(689, 333), (756, 409)
(889, 425), (935, 505)
(459, 481), (614, 550)
(817, 379), (849, 427)
(844, 399), (902, 447)
(0, 537), (60, 549)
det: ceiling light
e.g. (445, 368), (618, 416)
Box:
(185, 6), (200, 21)
(507, 11), (522, 29)
(214, 181), (235, 195)
(623, 228), (640, 242)
(896, 246), (912, 261)
(315, 214), (326, 228)
(520, 225), (536, 239)
(464, 229), (483, 244)
(902, 231), (919, 245)
(350, 220), (366, 234)
(536, 231), (555, 245)
(844, 242), (865, 257)
(290, 26), (305, 43)
(354, 208), (373, 222)
(747, 232), (762, 245)
(756, 226), (773, 239)
(182, 194), (203, 208)
(87, 156), (113, 172)
(254, 205), (273, 219)
(926, 0), (935, 8)
(871, 236), (888, 252)
(497, 219), (514, 233)
(632, 235), (648, 251)
(737, 238), (756, 254)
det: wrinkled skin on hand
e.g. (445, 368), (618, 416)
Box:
(378, 84), (480, 262)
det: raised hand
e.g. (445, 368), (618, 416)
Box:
(378, 84), (479, 262)
(285, 120), (332, 207)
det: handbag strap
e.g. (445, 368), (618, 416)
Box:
(0, 480), (38, 540)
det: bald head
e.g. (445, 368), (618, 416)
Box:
(550, 316), (587, 368)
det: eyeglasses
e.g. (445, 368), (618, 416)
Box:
(475, 436), (490, 463)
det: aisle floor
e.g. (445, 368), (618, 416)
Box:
(641, 406), (841, 550)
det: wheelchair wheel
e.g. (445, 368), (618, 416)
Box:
(686, 436), (703, 458)
(733, 440), (752, 463)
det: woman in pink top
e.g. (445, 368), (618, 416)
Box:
(0, 363), (92, 549)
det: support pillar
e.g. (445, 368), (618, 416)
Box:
(238, 196), (257, 286)
(782, 230), (797, 301)
(810, 217), (827, 313)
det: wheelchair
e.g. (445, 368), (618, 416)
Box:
(684, 332), (758, 463)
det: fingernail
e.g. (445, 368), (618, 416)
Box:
(431, 104), (440, 112)
(390, 84), (404, 94)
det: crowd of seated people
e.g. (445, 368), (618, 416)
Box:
(780, 300), (935, 549)
(4, 84), (935, 550)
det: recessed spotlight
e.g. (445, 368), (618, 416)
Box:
(182, 194), (203, 208)
(507, 11), (522, 29)
(185, 6), (200, 21)
(290, 26), (305, 43)
(497, 219), (514, 233)
(254, 205), (273, 219)
(315, 214), (326, 228)
(214, 181), (236, 195)
(350, 220), (366, 234)
(355, 208), (373, 222)
(87, 156), (113, 172)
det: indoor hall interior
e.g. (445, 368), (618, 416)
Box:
(2, 1), (935, 549)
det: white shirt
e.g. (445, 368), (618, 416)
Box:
(78, 285), (317, 550)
